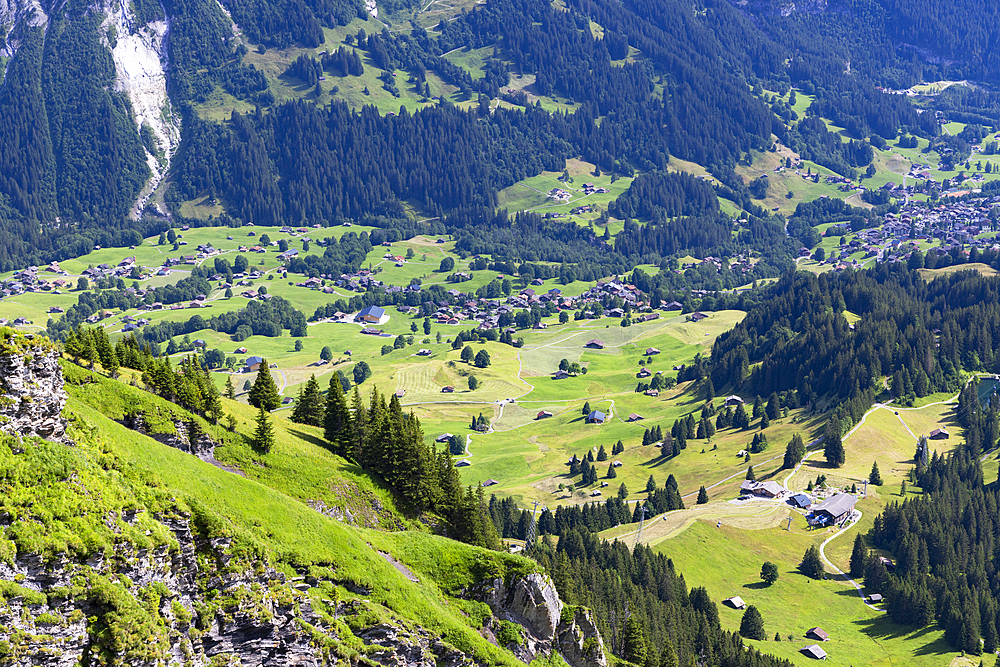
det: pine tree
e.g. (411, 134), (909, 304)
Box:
(291, 374), (324, 426)
(800, 545), (825, 579)
(823, 420), (845, 467)
(783, 432), (806, 469)
(849, 533), (867, 577)
(765, 391), (780, 420)
(869, 460), (883, 485)
(646, 475), (657, 494)
(582, 401), (591, 416)
(597, 444), (607, 461)
(248, 359), (280, 411)
(746, 465), (756, 481)
(607, 463), (616, 478)
(622, 615), (647, 664)
(224, 374), (236, 399)
(696, 486), (709, 504)
(739, 605), (766, 640)
(324, 376), (352, 456)
(253, 405), (276, 453)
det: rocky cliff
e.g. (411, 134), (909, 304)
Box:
(0, 330), (67, 441)
(1, 508), (603, 667)
(476, 573), (608, 667)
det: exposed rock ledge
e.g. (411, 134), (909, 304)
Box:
(0, 335), (68, 442)
(475, 573), (608, 667)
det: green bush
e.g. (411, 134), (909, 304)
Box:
(495, 619), (524, 646)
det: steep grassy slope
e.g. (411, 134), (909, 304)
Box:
(2, 360), (545, 666)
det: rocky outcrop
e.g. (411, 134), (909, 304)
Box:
(122, 412), (217, 457)
(475, 573), (607, 667)
(0, 334), (68, 441)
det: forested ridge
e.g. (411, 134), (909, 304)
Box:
(1, 0), (986, 275)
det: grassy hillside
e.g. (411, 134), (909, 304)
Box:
(23, 361), (542, 665)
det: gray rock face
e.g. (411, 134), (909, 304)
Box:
(122, 412), (216, 457)
(0, 513), (327, 667)
(476, 572), (607, 667)
(556, 608), (608, 667)
(0, 341), (68, 441)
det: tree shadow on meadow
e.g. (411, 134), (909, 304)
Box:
(852, 615), (952, 656)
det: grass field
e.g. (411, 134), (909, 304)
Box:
(636, 390), (970, 666)
(655, 519), (967, 666)
(918, 262), (999, 280)
(447, 310), (838, 510)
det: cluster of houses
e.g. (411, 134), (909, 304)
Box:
(819, 199), (1000, 270)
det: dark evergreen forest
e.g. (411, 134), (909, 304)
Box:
(1, 0), (991, 274)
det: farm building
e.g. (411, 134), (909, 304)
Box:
(789, 493), (813, 508)
(553, 370), (570, 379)
(246, 356), (264, 372)
(586, 411), (606, 424)
(645, 347), (660, 355)
(627, 413), (644, 422)
(482, 479), (499, 487)
(435, 433), (454, 442)
(441, 386), (455, 393)
(809, 493), (856, 526)
(929, 428), (949, 439)
(805, 627), (829, 642)
(725, 395), (745, 407)
(455, 460), (471, 467)
(585, 339), (606, 349)
(537, 411), (553, 419)
(869, 593), (883, 603)
(689, 312), (708, 322)
(356, 305), (385, 323)
(638, 368), (651, 378)
(723, 596), (746, 609)
(663, 301), (683, 311)
(394, 390), (406, 398)
(645, 389), (660, 397)
(740, 480), (784, 498)
(800, 645), (827, 660)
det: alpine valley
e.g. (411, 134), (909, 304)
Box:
(3, 0), (1000, 665)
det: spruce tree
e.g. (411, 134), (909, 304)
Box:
(849, 533), (867, 577)
(765, 391), (780, 420)
(622, 615), (648, 664)
(823, 420), (845, 467)
(746, 465), (756, 481)
(646, 475), (656, 494)
(597, 444), (608, 461)
(739, 605), (766, 640)
(253, 405), (276, 453)
(324, 377), (352, 456)
(224, 375), (236, 400)
(607, 463), (616, 478)
(800, 545), (825, 579)
(248, 359), (281, 411)
(783, 432), (805, 469)
(696, 486), (709, 504)
(869, 460), (883, 485)
(291, 374), (324, 426)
